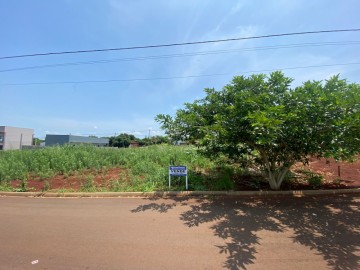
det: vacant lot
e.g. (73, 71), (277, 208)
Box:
(1, 145), (359, 192)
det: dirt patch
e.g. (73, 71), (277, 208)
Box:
(10, 167), (127, 192)
(234, 156), (360, 191)
(305, 157), (360, 187)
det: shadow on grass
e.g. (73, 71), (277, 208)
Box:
(130, 195), (359, 270)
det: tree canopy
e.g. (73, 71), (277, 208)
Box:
(156, 71), (360, 189)
(109, 133), (170, 148)
(109, 133), (136, 148)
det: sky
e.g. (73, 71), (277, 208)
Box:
(0, 0), (359, 139)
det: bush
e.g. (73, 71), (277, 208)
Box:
(307, 174), (323, 188)
(43, 181), (50, 191)
(81, 175), (95, 192)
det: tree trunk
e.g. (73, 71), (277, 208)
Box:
(259, 150), (291, 190)
(267, 166), (290, 190)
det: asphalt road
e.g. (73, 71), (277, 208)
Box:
(0, 195), (359, 270)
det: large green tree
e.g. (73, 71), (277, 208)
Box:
(109, 133), (136, 148)
(156, 71), (360, 190)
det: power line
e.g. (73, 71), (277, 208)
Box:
(1, 62), (359, 86)
(1, 41), (359, 73)
(1, 28), (359, 60)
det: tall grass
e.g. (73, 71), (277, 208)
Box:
(0, 145), (234, 191)
(0, 145), (126, 181)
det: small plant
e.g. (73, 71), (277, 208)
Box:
(212, 173), (234, 190)
(332, 178), (342, 185)
(169, 155), (179, 165)
(283, 171), (295, 183)
(307, 173), (323, 188)
(110, 180), (123, 192)
(295, 167), (313, 175)
(0, 182), (12, 192)
(21, 178), (27, 192)
(56, 188), (75, 195)
(81, 175), (95, 192)
(43, 180), (50, 191)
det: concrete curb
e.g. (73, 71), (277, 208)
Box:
(0, 188), (359, 198)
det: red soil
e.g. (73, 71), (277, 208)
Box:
(10, 168), (126, 192)
(304, 157), (360, 187)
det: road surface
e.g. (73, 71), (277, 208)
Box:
(0, 195), (359, 269)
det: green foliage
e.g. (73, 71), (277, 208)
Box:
(33, 137), (44, 146)
(211, 172), (234, 191)
(21, 178), (27, 192)
(109, 133), (170, 148)
(156, 72), (360, 190)
(109, 133), (135, 148)
(306, 174), (323, 188)
(43, 180), (50, 191)
(139, 136), (170, 146)
(81, 175), (95, 192)
(0, 182), (12, 192)
(0, 145), (128, 183)
(0, 144), (233, 192)
(109, 180), (124, 192)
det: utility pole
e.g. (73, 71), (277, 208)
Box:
(20, 133), (23, 149)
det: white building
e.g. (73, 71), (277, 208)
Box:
(0, 126), (34, 150)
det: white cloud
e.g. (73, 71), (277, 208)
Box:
(212, 1), (247, 33)
(230, 2), (245, 15)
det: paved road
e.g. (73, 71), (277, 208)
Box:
(0, 195), (359, 270)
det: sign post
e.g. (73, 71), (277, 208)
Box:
(169, 166), (188, 190)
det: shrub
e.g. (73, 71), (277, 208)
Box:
(307, 174), (323, 188)
(43, 180), (50, 191)
(81, 175), (95, 192)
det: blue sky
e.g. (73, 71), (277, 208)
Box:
(1, 0), (359, 139)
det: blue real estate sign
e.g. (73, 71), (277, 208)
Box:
(169, 166), (188, 190)
(169, 166), (187, 176)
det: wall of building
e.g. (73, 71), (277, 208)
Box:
(45, 135), (109, 146)
(0, 126), (34, 150)
(69, 135), (109, 146)
(0, 126), (4, 150)
(45, 135), (70, 146)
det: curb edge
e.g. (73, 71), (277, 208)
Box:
(0, 188), (359, 198)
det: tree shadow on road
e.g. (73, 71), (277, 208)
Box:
(130, 195), (359, 270)
(277, 195), (360, 270)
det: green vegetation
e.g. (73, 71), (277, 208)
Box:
(108, 133), (170, 148)
(43, 180), (50, 191)
(80, 175), (96, 192)
(156, 72), (360, 190)
(0, 145), (234, 192)
(33, 137), (44, 146)
(109, 133), (136, 148)
(306, 174), (323, 189)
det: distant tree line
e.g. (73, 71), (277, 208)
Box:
(33, 138), (44, 145)
(108, 133), (170, 148)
